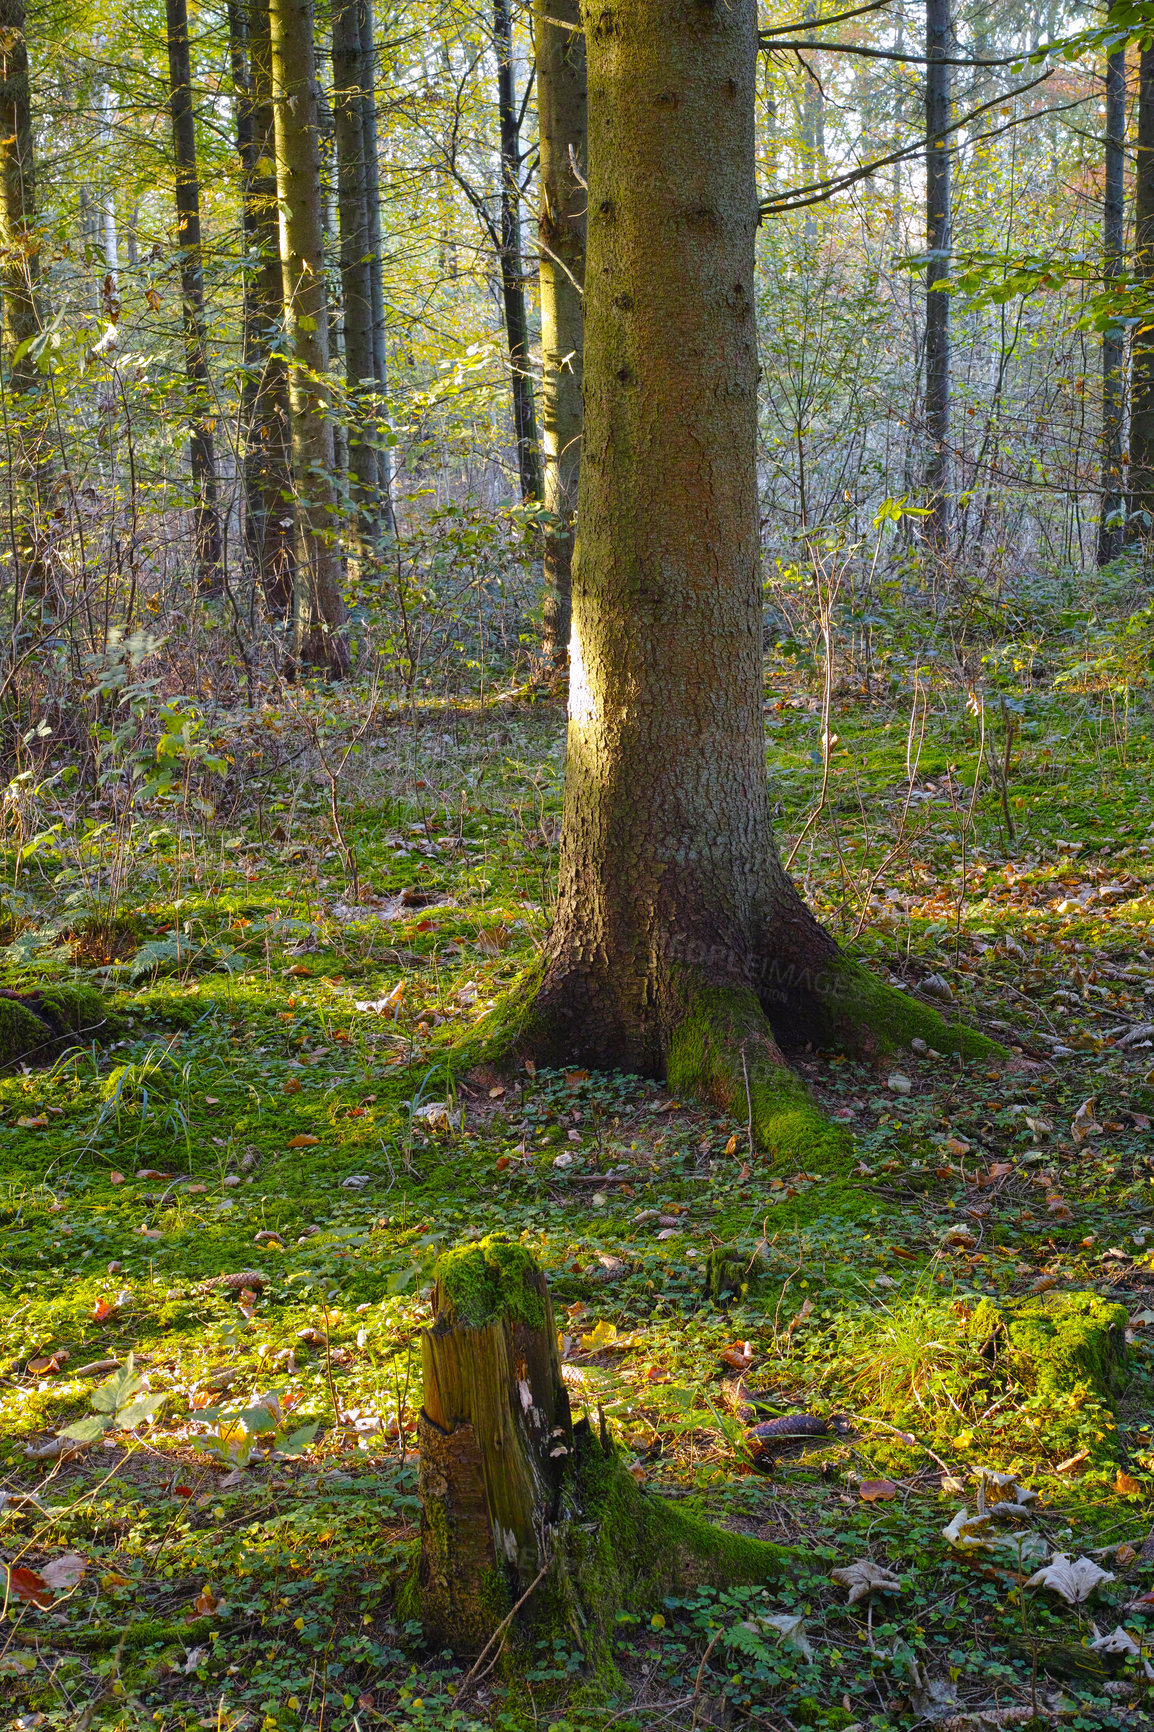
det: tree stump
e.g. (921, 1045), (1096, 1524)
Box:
(417, 1238), (572, 1654)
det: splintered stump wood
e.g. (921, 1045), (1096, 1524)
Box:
(417, 1240), (572, 1653)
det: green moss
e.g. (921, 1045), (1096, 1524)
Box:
(549, 1425), (801, 1690)
(702, 1244), (767, 1305)
(814, 952), (1001, 1062)
(447, 955), (550, 1078)
(999, 1289), (1129, 1403)
(0, 995), (53, 1068)
(0, 983), (116, 1070)
(668, 985), (852, 1173)
(435, 1235), (547, 1330)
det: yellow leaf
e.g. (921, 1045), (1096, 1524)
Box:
(1115, 1470), (1143, 1497)
(724, 1134), (738, 1156)
(651, 1612), (665, 1629)
(580, 1319), (617, 1352)
(287, 1134), (319, 1148)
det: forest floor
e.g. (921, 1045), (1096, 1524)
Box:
(3, 632), (1154, 1732)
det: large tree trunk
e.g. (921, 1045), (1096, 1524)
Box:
(0, 0), (47, 607)
(535, 0), (585, 671)
(332, 0), (385, 546)
(924, 0), (951, 542)
(229, 0), (295, 614)
(1099, 42), (1126, 567)
(479, 0), (994, 1166)
(268, 0), (349, 675)
(1132, 43), (1154, 537)
(165, 0), (223, 593)
(493, 0), (541, 506)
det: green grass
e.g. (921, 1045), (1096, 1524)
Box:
(2, 659), (1154, 1729)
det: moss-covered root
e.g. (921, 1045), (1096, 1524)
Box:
(445, 954), (550, 1081)
(668, 985), (852, 1173)
(810, 951), (1003, 1064)
(0, 983), (114, 1070)
(555, 1423), (802, 1686)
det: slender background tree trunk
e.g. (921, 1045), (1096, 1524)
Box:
(1131, 43), (1154, 537)
(1098, 42), (1126, 566)
(925, 0), (951, 543)
(359, 0), (394, 534)
(333, 0), (382, 545)
(0, 0), (47, 603)
(494, 0), (540, 506)
(535, 0), (584, 671)
(165, 0), (223, 592)
(228, 0), (296, 615)
(268, 0), (349, 674)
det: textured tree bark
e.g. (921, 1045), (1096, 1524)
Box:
(494, 0), (541, 506)
(358, 0), (395, 534)
(1132, 44), (1154, 536)
(0, 0), (47, 605)
(1099, 41), (1126, 567)
(229, 0), (296, 614)
(165, 0), (223, 593)
(333, 0), (385, 546)
(480, 0), (995, 1163)
(268, 0), (349, 675)
(417, 1242), (572, 1653)
(536, 0), (585, 670)
(924, 0), (951, 543)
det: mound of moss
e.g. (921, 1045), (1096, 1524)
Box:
(0, 983), (117, 1070)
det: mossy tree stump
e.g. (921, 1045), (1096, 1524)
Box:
(417, 1239), (572, 1653)
(415, 1239), (803, 1671)
(0, 985), (113, 1070)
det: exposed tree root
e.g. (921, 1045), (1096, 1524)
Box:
(449, 953), (1003, 1171)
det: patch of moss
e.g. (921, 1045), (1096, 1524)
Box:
(447, 955), (549, 1078)
(550, 1424), (801, 1691)
(998, 1289), (1130, 1402)
(0, 983), (116, 1070)
(0, 995), (53, 1068)
(668, 985), (852, 1173)
(435, 1235), (547, 1330)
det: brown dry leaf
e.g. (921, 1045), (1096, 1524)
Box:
(286, 964), (312, 977)
(41, 1553), (87, 1591)
(5, 1565), (52, 1607)
(286, 1134), (319, 1148)
(565, 1069), (590, 1088)
(941, 1137), (971, 1158)
(109, 1171), (125, 1186)
(720, 1341), (754, 1372)
(488, 1084), (506, 1098)
(282, 1078), (302, 1095)
(138, 1169), (170, 1180)
(724, 1134), (739, 1156)
(192, 1585), (219, 1616)
(1115, 1470), (1143, 1497)
(16, 1115), (48, 1130)
(859, 1478), (899, 1502)
(523, 1059), (537, 1078)
(476, 925), (510, 955)
(92, 1298), (116, 1321)
(1116, 1543), (1139, 1567)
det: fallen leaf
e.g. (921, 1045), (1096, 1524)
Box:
(579, 1319), (618, 1352)
(40, 1553), (86, 1591)
(286, 964), (312, 977)
(1025, 1553), (1114, 1605)
(831, 1559), (902, 1603)
(16, 1115), (48, 1129)
(137, 1170), (170, 1181)
(1115, 1471), (1143, 1497)
(109, 1171), (125, 1185)
(193, 1585), (219, 1617)
(720, 1340), (754, 1372)
(859, 1478), (898, 1502)
(286, 1134), (319, 1148)
(5, 1565), (52, 1606)
(724, 1133), (739, 1156)
(282, 1078), (302, 1095)
(565, 1069), (590, 1087)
